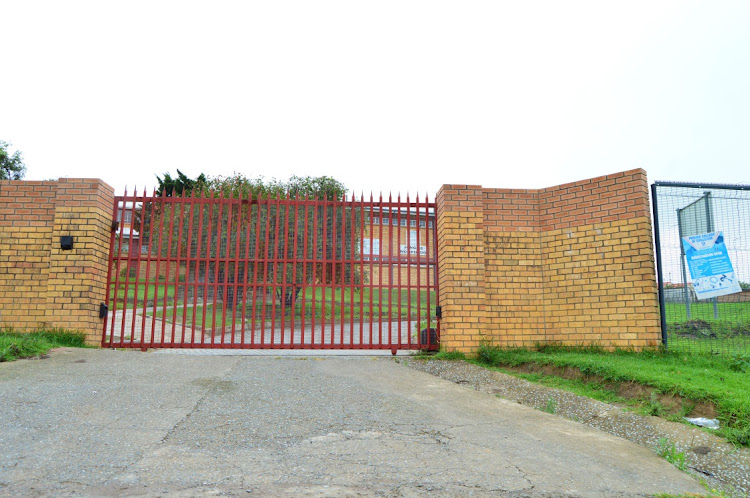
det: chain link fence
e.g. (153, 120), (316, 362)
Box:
(652, 182), (750, 355)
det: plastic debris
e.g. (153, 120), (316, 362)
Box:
(684, 417), (720, 429)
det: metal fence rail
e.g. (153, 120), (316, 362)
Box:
(652, 181), (750, 355)
(103, 189), (440, 351)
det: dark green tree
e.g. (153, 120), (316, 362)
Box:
(0, 141), (26, 180)
(156, 169), (208, 197)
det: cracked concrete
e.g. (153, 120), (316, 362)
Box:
(0, 349), (706, 496)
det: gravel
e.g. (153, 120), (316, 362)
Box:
(402, 358), (750, 497)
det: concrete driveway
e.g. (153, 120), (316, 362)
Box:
(0, 349), (704, 497)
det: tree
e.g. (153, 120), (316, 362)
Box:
(204, 173), (357, 308)
(0, 141), (26, 180)
(146, 172), (360, 311)
(156, 169), (207, 197)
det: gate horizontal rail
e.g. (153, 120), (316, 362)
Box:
(103, 189), (440, 351)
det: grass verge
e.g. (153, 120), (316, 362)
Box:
(475, 343), (750, 447)
(0, 329), (88, 362)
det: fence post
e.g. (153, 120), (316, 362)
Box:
(651, 183), (669, 347)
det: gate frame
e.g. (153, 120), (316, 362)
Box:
(102, 189), (441, 351)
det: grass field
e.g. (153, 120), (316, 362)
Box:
(474, 344), (750, 447)
(0, 329), (89, 362)
(148, 287), (438, 326)
(109, 277), (177, 307)
(664, 301), (750, 324)
(663, 302), (750, 355)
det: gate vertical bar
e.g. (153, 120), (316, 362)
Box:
(279, 194), (291, 347)
(190, 189), (205, 347)
(140, 189), (157, 348)
(150, 193), (166, 347)
(432, 196), (441, 345)
(407, 193), (412, 348)
(261, 193), (272, 347)
(230, 191), (244, 347)
(102, 192), (119, 347)
(321, 194), (328, 348)
(428, 193), (432, 349)
(397, 194), (402, 348)
(357, 192), (372, 347)
(129, 188), (145, 347)
(310, 195), (319, 347)
(240, 192), (253, 347)
(170, 195), (186, 347)
(350, 193), (356, 347)
(300, 194), (310, 346)
(290, 194), (301, 347)
(209, 191), (224, 347)
(200, 193), (214, 347)
(270, 194), (282, 347)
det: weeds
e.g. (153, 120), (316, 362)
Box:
(656, 438), (687, 471)
(432, 350), (466, 360)
(647, 392), (666, 417)
(729, 353), (750, 373)
(541, 397), (558, 414)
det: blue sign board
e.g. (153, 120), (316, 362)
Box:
(682, 231), (742, 300)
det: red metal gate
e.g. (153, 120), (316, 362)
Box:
(102, 189), (440, 350)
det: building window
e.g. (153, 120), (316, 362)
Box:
(400, 219), (407, 226)
(410, 220), (416, 227)
(419, 220), (426, 228)
(428, 220), (434, 228)
(382, 217), (389, 225)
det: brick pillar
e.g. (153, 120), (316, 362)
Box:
(436, 185), (486, 353)
(45, 179), (114, 345)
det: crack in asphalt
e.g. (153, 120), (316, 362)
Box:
(104, 358), (243, 487)
(157, 357), (242, 445)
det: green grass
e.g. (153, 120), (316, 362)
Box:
(475, 343), (750, 447)
(0, 329), (88, 362)
(149, 288), (438, 326)
(656, 437), (687, 471)
(663, 302), (750, 355)
(665, 301), (750, 324)
(109, 277), (178, 308)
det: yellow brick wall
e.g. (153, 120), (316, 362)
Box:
(0, 182), (57, 329)
(436, 169), (661, 353)
(436, 186), (486, 352)
(0, 179), (114, 345)
(484, 232), (546, 346)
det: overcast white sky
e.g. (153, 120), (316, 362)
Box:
(2, 0), (749, 196)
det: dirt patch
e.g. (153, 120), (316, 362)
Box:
(502, 362), (718, 419)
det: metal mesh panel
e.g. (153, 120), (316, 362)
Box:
(653, 182), (750, 355)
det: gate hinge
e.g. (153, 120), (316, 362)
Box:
(436, 305), (442, 319)
(111, 221), (119, 232)
(99, 303), (109, 319)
